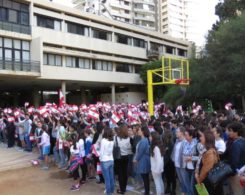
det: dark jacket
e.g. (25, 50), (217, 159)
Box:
(228, 138), (245, 173)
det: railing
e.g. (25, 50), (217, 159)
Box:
(0, 59), (40, 73)
(147, 50), (160, 58)
(0, 21), (31, 35)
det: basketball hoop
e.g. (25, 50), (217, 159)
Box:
(175, 78), (191, 85)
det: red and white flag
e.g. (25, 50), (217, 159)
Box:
(7, 117), (15, 122)
(59, 89), (65, 107)
(88, 109), (99, 120)
(38, 106), (47, 115)
(111, 112), (120, 124)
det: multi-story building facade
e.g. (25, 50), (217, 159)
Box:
(73, 0), (159, 31)
(0, 0), (190, 106)
(160, 0), (206, 46)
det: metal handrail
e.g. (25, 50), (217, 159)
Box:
(0, 58), (40, 73)
(0, 21), (31, 35)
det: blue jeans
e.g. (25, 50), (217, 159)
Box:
(176, 167), (187, 193)
(24, 134), (32, 151)
(59, 148), (66, 167)
(181, 168), (195, 195)
(101, 161), (115, 195)
(53, 146), (60, 164)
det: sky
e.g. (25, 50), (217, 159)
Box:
(51, 0), (220, 46)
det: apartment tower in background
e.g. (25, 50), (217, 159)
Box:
(161, 0), (206, 47)
(73, 0), (160, 31)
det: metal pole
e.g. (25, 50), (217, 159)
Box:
(147, 70), (154, 116)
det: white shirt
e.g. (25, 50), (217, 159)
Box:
(115, 136), (132, 156)
(151, 146), (164, 173)
(39, 131), (50, 147)
(78, 139), (85, 157)
(70, 143), (80, 156)
(215, 138), (226, 153)
(100, 138), (114, 162)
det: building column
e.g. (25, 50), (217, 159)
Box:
(61, 81), (66, 103)
(32, 90), (40, 107)
(111, 84), (116, 104)
(113, 62), (116, 72)
(81, 88), (86, 104)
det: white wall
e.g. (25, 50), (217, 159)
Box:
(101, 92), (146, 104)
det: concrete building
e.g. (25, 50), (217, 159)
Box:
(73, 0), (159, 31)
(0, 0), (190, 107)
(160, 0), (206, 46)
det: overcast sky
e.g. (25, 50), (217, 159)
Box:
(51, 0), (219, 46)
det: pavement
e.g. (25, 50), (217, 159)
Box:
(0, 143), (39, 172)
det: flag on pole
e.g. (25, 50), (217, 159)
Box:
(59, 89), (65, 107)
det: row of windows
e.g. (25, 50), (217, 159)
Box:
(36, 15), (146, 48)
(0, 37), (30, 62)
(43, 53), (141, 73)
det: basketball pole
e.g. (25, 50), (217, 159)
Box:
(147, 70), (154, 116)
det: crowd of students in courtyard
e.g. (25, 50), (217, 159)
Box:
(0, 101), (245, 195)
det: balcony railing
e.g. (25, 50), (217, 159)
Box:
(0, 21), (31, 35)
(147, 50), (160, 59)
(0, 59), (40, 73)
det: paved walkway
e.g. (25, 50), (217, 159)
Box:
(0, 143), (38, 172)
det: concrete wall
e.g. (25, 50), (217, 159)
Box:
(101, 92), (147, 104)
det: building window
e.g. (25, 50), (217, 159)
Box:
(0, 0), (29, 26)
(133, 38), (145, 48)
(0, 37), (30, 62)
(116, 63), (133, 73)
(166, 46), (174, 54)
(67, 22), (89, 36)
(115, 33), (132, 45)
(43, 53), (62, 66)
(66, 56), (91, 69)
(36, 15), (61, 30)
(134, 65), (141, 74)
(178, 48), (186, 57)
(93, 60), (112, 71)
(92, 28), (112, 41)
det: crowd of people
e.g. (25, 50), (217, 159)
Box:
(0, 101), (245, 195)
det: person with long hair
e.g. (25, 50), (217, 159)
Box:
(134, 126), (151, 195)
(92, 122), (105, 184)
(115, 124), (132, 194)
(162, 129), (176, 195)
(69, 133), (82, 191)
(195, 130), (222, 194)
(150, 131), (164, 195)
(100, 127), (115, 195)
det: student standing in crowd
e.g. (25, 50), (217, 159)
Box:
(115, 124), (132, 194)
(171, 127), (187, 195)
(195, 130), (222, 194)
(6, 120), (15, 148)
(38, 124), (51, 170)
(134, 126), (151, 195)
(212, 126), (226, 154)
(100, 127), (115, 195)
(226, 122), (245, 195)
(69, 133), (82, 191)
(78, 130), (87, 184)
(162, 129), (176, 195)
(182, 129), (197, 195)
(150, 131), (164, 195)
